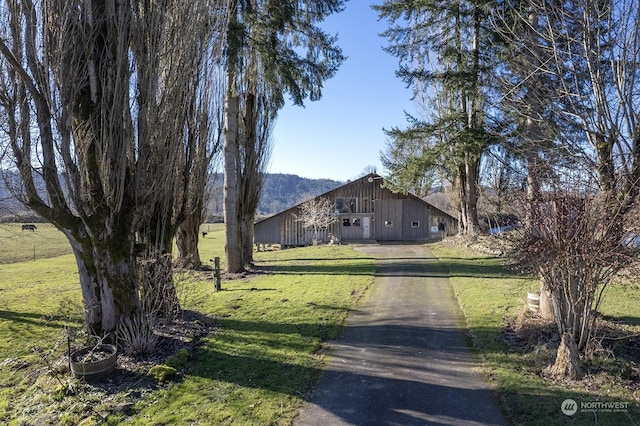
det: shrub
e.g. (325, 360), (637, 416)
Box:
(165, 349), (189, 369)
(118, 313), (158, 356)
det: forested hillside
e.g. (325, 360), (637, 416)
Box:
(257, 174), (343, 215)
(0, 172), (342, 221)
(206, 173), (343, 218)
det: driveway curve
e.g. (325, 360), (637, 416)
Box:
(294, 243), (509, 426)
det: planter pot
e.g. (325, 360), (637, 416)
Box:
(70, 344), (117, 382)
(527, 292), (540, 312)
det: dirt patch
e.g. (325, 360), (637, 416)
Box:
(11, 311), (217, 425)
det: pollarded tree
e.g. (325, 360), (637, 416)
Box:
(0, 0), (224, 335)
(175, 59), (226, 270)
(222, 0), (346, 272)
(375, 0), (497, 236)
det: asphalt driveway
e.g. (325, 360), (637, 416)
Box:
(294, 243), (509, 426)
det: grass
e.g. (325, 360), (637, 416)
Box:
(432, 242), (640, 426)
(128, 245), (374, 425)
(2, 223), (640, 424)
(0, 223), (72, 264)
(0, 225), (375, 425)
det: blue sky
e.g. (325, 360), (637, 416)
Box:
(269, 1), (417, 181)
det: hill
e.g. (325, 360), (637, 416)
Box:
(1, 171), (343, 221)
(257, 173), (343, 215)
(206, 173), (343, 218)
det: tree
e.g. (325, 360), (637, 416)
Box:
(175, 64), (226, 270)
(496, 0), (640, 377)
(237, 53), (275, 266)
(375, 0), (496, 235)
(0, 0), (223, 335)
(222, 0), (346, 272)
(296, 197), (337, 245)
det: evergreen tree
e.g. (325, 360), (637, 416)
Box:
(375, 0), (496, 235)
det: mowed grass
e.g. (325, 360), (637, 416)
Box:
(0, 223), (375, 425)
(129, 245), (374, 425)
(432, 242), (640, 426)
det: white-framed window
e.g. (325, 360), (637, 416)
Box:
(411, 221), (420, 228)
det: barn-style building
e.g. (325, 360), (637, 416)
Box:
(254, 173), (458, 247)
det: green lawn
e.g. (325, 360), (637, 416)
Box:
(0, 229), (375, 425)
(432, 242), (640, 426)
(1, 224), (639, 425)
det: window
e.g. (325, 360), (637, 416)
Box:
(352, 218), (361, 226)
(385, 220), (393, 227)
(411, 221), (420, 228)
(335, 197), (357, 213)
(343, 218), (351, 226)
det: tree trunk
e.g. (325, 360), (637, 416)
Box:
(464, 157), (481, 235)
(224, 92), (243, 273)
(548, 332), (582, 379)
(240, 212), (255, 266)
(538, 275), (555, 320)
(176, 220), (203, 269)
(68, 232), (139, 337)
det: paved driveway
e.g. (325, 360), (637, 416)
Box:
(294, 244), (509, 426)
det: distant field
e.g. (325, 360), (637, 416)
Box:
(0, 222), (227, 266)
(0, 223), (72, 264)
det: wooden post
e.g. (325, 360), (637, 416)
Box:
(214, 257), (222, 292)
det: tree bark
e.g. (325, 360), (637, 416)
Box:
(224, 91), (243, 273)
(548, 332), (582, 380)
(176, 219), (203, 269)
(66, 224), (139, 337)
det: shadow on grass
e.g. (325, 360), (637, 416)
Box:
(0, 310), (75, 328)
(601, 314), (640, 327)
(189, 314), (640, 425)
(254, 262), (375, 276)
(437, 256), (524, 279)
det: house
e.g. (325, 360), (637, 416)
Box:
(254, 173), (458, 247)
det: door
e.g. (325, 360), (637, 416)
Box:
(374, 200), (403, 241)
(362, 216), (371, 239)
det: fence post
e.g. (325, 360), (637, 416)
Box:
(214, 256), (222, 292)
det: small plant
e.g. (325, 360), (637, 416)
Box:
(118, 312), (158, 356)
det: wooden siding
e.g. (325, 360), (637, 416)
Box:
(254, 215), (280, 244)
(254, 173), (458, 246)
(375, 199), (431, 241)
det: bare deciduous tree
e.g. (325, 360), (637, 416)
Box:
(222, 0), (346, 273)
(496, 0), (640, 377)
(510, 189), (640, 379)
(238, 54), (274, 266)
(296, 197), (336, 245)
(0, 0), (224, 335)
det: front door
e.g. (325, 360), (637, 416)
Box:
(362, 216), (371, 239)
